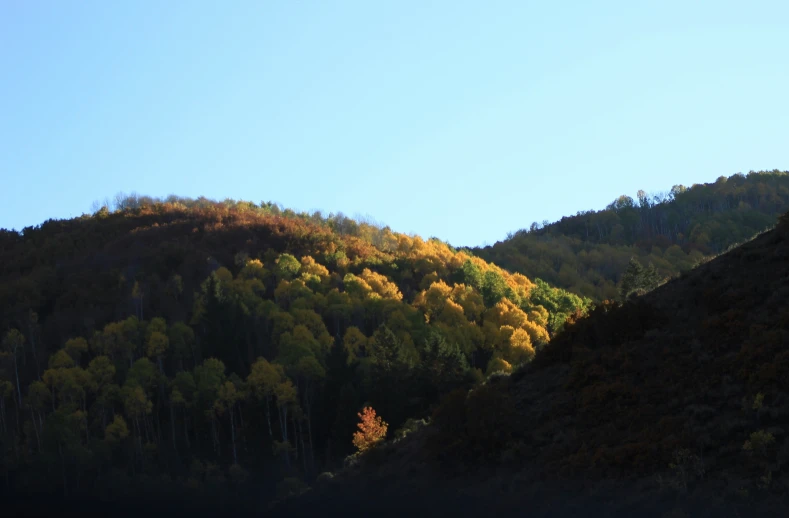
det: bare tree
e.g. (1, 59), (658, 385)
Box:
(113, 191), (128, 211)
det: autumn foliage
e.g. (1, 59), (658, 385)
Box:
(0, 192), (588, 501)
(352, 406), (388, 453)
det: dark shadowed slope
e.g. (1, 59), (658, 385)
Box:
(276, 212), (789, 517)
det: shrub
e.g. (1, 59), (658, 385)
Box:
(394, 418), (428, 441)
(276, 477), (309, 500)
(743, 429), (775, 456)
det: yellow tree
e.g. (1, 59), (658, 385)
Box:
(359, 269), (403, 301)
(342, 273), (373, 300)
(450, 284), (485, 323)
(486, 356), (513, 376)
(507, 327), (536, 365)
(299, 256), (329, 291)
(64, 337), (88, 365)
(238, 258), (269, 282)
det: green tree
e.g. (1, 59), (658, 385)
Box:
(274, 253), (301, 282)
(481, 270), (510, 307)
(168, 322), (196, 370)
(619, 257), (662, 300)
(420, 330), (470, 398)
(460, 260), (483, 291)
(529, 278), (591, 336)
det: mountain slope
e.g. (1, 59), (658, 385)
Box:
(475, 170), (789, 300)
(0, 196), (589, 510)
(280, 211), (789, 517)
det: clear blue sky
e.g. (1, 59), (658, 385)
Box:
(2, 1), (787, 247)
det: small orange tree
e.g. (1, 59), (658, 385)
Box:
(352, 406), (388, 453)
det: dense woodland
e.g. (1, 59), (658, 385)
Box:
(4, 174), (789, 515)
(0, 196), (589, 504)
(476, 170), (789, 300)
(279, 209), (789, 518)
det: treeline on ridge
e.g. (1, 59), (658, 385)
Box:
(476, 170), (789, 300)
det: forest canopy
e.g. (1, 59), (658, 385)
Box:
(475, 170), (789, 300)
(0, 194), (590, 501)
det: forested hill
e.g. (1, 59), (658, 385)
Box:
(278, 210), (789, 518)
(0, 195), (587, 511)
(474, 170), (789, 301)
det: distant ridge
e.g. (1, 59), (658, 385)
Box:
(476, 170), (789, 300)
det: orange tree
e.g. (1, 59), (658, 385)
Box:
(352, 406), (388, 453)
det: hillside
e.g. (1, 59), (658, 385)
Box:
(276, 211), (789, 518)
(475, 170), (789, 301)
(0, 196), (588, 513)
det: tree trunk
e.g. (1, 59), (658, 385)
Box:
(170, 403), (178, 457)
(297, 417), (307, 474)
(183, 409), (190, 449)
(134, 417), (142, 457)
(265, 397), (273, 438)
(238, 403), (247, 453)
(27, 324), (41, 380)
(13, 355), (22, 407)
(58, 442), (68, 497)
(211, 418), (218, 455)
(305, 388), (315, 473)
(307, 408), (315, 473)
(0, 397), (5, 435)
(278, 405), (290, 469)
(230, 406), (237, 465)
